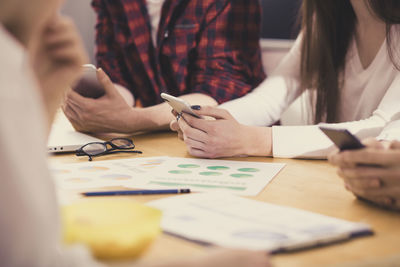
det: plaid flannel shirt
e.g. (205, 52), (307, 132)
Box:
(92, 0), (266, 106)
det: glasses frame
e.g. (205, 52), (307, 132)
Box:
(75, 138), (142, 161)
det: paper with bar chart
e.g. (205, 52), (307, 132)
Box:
(51, 157), (285, 195)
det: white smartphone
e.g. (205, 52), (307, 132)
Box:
(72, 64), (105, 99)
(160, 93), (202, 118)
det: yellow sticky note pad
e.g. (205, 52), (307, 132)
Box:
(62, 199), (162, 260)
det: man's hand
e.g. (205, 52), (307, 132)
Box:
(328, 139), (400, 210)
(30, 15), (88, 127)
(63, 68), (137, 133)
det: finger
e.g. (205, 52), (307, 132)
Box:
(327, 150), (340, 166)
(340, 173), (381, 190)
(370, 196), (396, 208)
(328, 151), (359, 168)
(63, 98), (85, 121)
(356, 194), (400, 211)
(178, 115), (209, 142)
(64, 98), (83, 114)
(181, 113), (211, 133)
(169, 120), (185, 140)
(362, 138), (383, 148)
(183, 137), (205, 151)
(392, 199), (400, 210)
(360, 149), (400, 166)
(171, 109), (179, 117)
(355, 194), (394, 208)
(66, 89), (94, 106)
(97, 68), (118, 96)
(187, 147), (209, 158)
(62, 104), (84, 131)
(347, 182), (400, 199)
(47, 46), (83, 65)
(332, 149), (400, 167)
(338, 166), (381, 180)
(46, 16), (73, 32)
(178, 130), (184, 141)
(43, 24), (76, 46)
(64, 93), (96, 121)
(340, 166), (400, 187)
(44, 17), (87, 63)
(192, 106), (233, 120)
(44, 39), (78, 54)
(44, 31), (78, 50)
(44, 17), (75, 36)
(170, 120), (180, 132)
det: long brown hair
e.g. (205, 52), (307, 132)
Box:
(300, 0), (400, 123)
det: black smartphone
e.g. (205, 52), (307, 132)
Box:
(319, 127), (365, 151)
(72, 64), (105, 99)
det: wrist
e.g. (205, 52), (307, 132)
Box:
(243, 126), (272, 157)
(126, 106), (171, 132)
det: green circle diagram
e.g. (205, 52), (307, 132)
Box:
(238, 168), (260, 173)
(177, 164), (201, 169)
(169, 170), (192, 174)
(199, 171), (223, 176)
(230, 173), (254, 178)
(207, 166), (230, 171)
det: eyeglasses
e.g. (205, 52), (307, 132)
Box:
(76, 138), (142, 161)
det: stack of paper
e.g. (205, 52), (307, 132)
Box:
(148, 193), (372, 252)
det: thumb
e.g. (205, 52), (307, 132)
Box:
(97, 68), (118, 96)
(170, 120), (180, 132)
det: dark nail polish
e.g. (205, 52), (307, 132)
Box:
(191, 105), (201, 110)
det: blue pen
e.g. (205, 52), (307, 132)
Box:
(82, 188), (191, 197)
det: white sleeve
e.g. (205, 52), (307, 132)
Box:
(377, 118), (400, 142)
(220, 36), (302, 126)
(272, 75), (400, 158)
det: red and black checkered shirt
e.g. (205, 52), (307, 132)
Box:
(92, 0), (266, 106)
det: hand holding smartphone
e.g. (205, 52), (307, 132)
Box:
(319, 127), (365, 151)
(161, 93), (202, 119)
(72, 64), (105, 98)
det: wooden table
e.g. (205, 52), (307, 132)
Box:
(53, 131), (400, 267)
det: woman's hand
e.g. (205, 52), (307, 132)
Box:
(170, 106), (272, 158)
(328, 139), (400, 210)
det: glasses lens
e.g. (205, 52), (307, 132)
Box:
(111, 138), (134, 149)
(82, 143), (107, 156)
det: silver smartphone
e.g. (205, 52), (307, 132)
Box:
(161, 93), (202, 118)
(72, 64), (105, 99)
